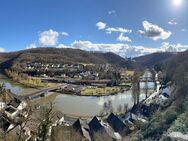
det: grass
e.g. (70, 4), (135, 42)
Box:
(119, 82), (132, 87)
(126, 70), (134, 76)
(81, 86), (122, 96)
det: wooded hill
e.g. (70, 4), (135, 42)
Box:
(134, 52), (175, 67)
(137, 50), (188, 140)
(0, 48), (137, 72)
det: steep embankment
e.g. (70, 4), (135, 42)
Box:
(137, 51), (188, 141)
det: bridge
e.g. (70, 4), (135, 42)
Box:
(13, 83), (67, 101)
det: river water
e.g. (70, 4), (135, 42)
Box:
(0, 74), (37, 95)
(0, 73), (155, 117)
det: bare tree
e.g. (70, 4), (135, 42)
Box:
(37, 103), (54, 141)
(117, 105), (122, 113)
(136, 81), (140, 104)
(0, 83), (7, 141)
(143, 71), (149, 99)
(17, 105), (33, 141)
(123, 103), (128, 113)
(132, 71), (140, 105)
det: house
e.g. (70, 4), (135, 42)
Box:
(51, 119), (91, 141)
(0, 115), (15, 133)
(159, 86), (171, 106)
(73, 119), (91, 141)
(122, 112), (137, 125)
(106, 113), (131, 136)
(4, 106), (18, 119)
(3, 97), (28, 122)
(8, 97), (21, 108)
(89, 116), (117, 141)
(159, 94), (168, 106)
(162, 87), (171, 96)
(88, 116), (103, 133)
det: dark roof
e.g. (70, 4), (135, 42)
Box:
(88, 116), (103, 132)
(0, 117), (11, 132)
(73, 119), (83, 136)
(107, 113), (131, 136)
(162, 92), (170, 98)
(8, 97), (21, 108)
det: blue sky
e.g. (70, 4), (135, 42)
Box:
(0, 0), (188, 57)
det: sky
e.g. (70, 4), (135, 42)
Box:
(0, 0), (188, 57)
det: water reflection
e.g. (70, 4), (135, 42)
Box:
(0, 74), (36, 95)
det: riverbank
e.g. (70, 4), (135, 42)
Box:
(0, 73), (40, 95)
(4, 69), (49, 89)
(81, 86), (127, 96)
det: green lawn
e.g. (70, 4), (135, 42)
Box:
(81, 86), (122, 96)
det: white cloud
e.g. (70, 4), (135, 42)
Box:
(96, 21), (132, 42)
(62, 32), (69, 36)
(68, 40), (188, 57)
(57, 44), (68, 48)
(69, 40), (158, 57)
(26, 43), (37, 49)
(160, 42), (188, 52)
(108, 10), (116, 15)
(106, 27), (132, 34)
(168, 19), (177, 25)
(96, 22), (106, 30)
(0, 47), (5, 52)
(139, 20), (172, 40)
(39, 29), (59, 46)
(117, 33), (132, 42)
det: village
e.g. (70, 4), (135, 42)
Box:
(0, 66), (174, 141)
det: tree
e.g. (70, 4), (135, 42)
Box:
(0, 83), (7, 141)
(123, 103), (128, 113)
(0, 83), (7, 104)
(132, 71), (140, 105)
(117, 105), (122, 113)
(37, 103), (54, 141)
(17, 106), (33, 141)
(143, 71), (149, 99)
(136, 81), (141, 104)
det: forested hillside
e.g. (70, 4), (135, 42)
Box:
(0, 48), (137, 72)
(134, 52), (175, 67)
(136, 51), (188, 141)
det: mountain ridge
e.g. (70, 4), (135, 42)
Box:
(0, 47), (137, 72)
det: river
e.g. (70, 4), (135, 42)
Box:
(0, 73), (155, 118)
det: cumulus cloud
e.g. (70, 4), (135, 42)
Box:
(139, 21), (172, 40)
(62, 32), (69, 36)
(26, 43), (37, 49)
(68, 40), (188, 57)
(25, 39), (188, 57)
(108, 10), (116, 15)
(69, 40), (158, 57)
(160, 42), (188, 52)
(96, 21), (132, 42)
(0, 47), (5, 52)
(39, 29), (59, 46)
(56, 44), (68, 48)
(106, 27), (132, 34)
(117, 33), (132, 42)
(96, 22), (106, 30)
(168, 19), (177, 25)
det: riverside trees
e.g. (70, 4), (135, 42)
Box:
(132, 71), (140, 105)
